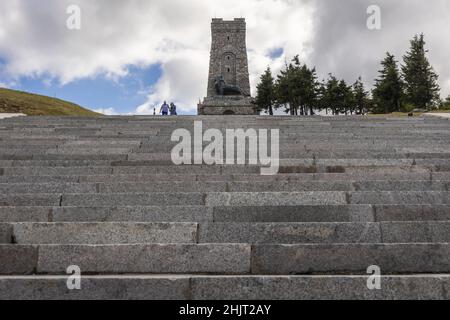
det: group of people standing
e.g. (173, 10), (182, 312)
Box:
(158, 101), (177, 116)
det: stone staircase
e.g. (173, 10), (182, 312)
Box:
(0, 115), (449, 300)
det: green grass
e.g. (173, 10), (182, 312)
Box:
(0, 88), (101, 116)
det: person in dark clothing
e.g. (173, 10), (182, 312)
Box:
(170, 102), (178, 116)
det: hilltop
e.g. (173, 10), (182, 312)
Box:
(0, 88), (100, 116)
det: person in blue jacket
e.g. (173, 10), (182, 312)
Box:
(160, 101), (170, 116)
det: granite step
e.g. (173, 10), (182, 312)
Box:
(1, 243), (449, 275)
(2, 180), (448, 194)
(0, 244), (251, 275)
(3, 221), (449, 245)
(6, 222), (198, 244)
(213, 205), (450, 223)
(4, 191), (450, 207)
(197, 222), (450, 244)
(205, 191), (450, 206)
(252, 243), (450, 274)
(2, 204), (450, 223)
(0, 275), (448, 300)
(0, 172), (436, 183)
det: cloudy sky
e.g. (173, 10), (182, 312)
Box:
(0, 0), (449, 115)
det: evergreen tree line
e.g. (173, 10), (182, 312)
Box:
(255, 34), (448, 115)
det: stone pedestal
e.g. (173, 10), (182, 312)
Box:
(198, 96), (257, 115)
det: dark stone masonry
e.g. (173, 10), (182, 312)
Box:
(198, 18), (257, 115)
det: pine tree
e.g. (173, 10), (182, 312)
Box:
(441, 95), (450, 110)
(274, 61), (296, 115)
(353, 77), (370, 115)
(300, 64), (319, 116)
(372, 53), (404, 114)
(255, 67), (276, 115)
(315, 80), (327, 114)
(339, 80), (355, 115)
(402, 34), (440, 110)
(274, 56), (318, 116)
(324, 75), (341, 115)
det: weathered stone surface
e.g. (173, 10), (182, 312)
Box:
(349, 192), (449, 205)
(0, 276), (190, 300)
(12, 223), (198, 244)
(228, 181), (354, 192)
(251, 244), (450, 274)
(213, 205), (374, 222)
(0, 245), (37, 274)
(206, 192), (347, 206)
(380, 222), (450, 243)
(3, 275), (446, 300)
(52, 206), (213, 222)
(2, 167), (112, 176)
(112, 166), (221, 175)
(374, 205), (450, 221)
(0, 207), (50, 222)
(0, 194), (61, 207)
(0, 224), (13, 243)
(0, 183), (96, 194)
(0, 175), (79, 183)
(191, 275), (449, 300)
(199, 223), (381, 244)
(61, 193), (204, 206)
(37, 244), (251, 274)
(8, 160), (112, 167)
(99, 182), (226, 193)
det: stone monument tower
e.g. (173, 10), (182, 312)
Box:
(198, 18), (257, 115)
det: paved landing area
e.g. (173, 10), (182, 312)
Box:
(0, 114), (26, 119)
(425, 113), (450, 119)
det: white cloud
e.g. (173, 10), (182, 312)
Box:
(93, 107), (119, 115)
(0, 0), (449, 114)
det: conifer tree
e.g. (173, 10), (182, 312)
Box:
(402, 34), (440, 110)
(353, 77), (370, 115)
(255, 67), (276, 115)
(372, 53), (404, 114)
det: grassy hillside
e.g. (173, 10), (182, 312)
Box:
(0, 88), (100, 116)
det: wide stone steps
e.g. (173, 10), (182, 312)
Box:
(1, 115), (450, 300)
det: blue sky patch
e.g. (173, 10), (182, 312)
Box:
(2, 63), (162, 115)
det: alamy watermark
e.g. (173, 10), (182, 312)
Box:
(367, 265), (381, 290)
(367, 5), (381, 30)
(66, 4), (81, 30)
(171, 121), (280, 175)
(66, 265), (81, 290)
